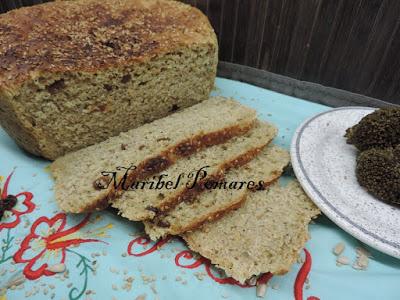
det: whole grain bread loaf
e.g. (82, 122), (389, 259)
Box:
(183, 181), (320, 283)
(51, 97), (256, 213)
(0, 0), (217, 159)
(113, 121), (277, 222)
(144, 145), (290, 240)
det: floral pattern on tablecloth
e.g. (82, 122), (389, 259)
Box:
(0, 169), (319, 300)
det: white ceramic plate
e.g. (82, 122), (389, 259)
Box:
(291, 107), (400, 259)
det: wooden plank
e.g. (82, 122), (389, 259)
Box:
(385, 68), (400, 103)
(356, 0), (400, 93)
(243, 0), (268, 68)
(318, 0), (364, 85)
(368, 22), (400, 101)
(182, 0), (197, 7)
(195, 0), (208, 16)
(268, 0), (300, 74)
(333, 0), (383, 91)
(207, 0), (223, 41)
(284, 0), (321, 78)
(1, 0), (400, 104)
(3, 0), (18, 11)
(301, 0), (344, 82)
(218, 0), (239, 62)
(231, 0), (253, 64)
(21, 0), (33, 7)
(258, 0), (283, 69)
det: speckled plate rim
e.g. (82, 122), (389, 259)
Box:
(290, 106), (400, 259)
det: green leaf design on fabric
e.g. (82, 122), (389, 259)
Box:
(0, 229), (14, 265)
(66, 249), (95, 300)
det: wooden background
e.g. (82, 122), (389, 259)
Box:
(1, 0), (400, 104)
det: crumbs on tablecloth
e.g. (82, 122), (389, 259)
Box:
(135, 294), (147, 300)
(332, 242), (371, 271)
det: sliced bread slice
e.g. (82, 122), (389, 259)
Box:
(182, 181), (320, 283)
(51, 97), (257, 213)
(113, 121), (277, 221)
(144, 145), (290, 240)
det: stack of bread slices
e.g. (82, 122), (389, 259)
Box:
(51, 97), (319, 283)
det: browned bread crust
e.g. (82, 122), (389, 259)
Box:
(0, 0), (215, 90)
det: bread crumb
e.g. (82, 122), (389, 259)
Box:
(135, 294), (147, 300)
(221, 292), (229, 298)
(256, 283), (267, 298)
(355, 246), (372, 258)
(194, 272), (206, 281)
(336, 255), (350, 266)
(141, 273), (156, 284)
(352, 263), (364, 270)
(333, 242), (345, 256)
(353, 255), (369, 270)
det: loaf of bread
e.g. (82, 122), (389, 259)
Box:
(144, 145), (290, 240)
(0, 0), (217, 159)
(51, 97), (256, 213)
(183, 181), (320, 283)
(113, 121), (277, 222)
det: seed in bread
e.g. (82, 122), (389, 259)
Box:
(144, 145), (290, 240)
(113, 121), (277, 221)
(51, 97), (257, 213)
(0, 0), (218, 159)
(183, 181), (320, 283)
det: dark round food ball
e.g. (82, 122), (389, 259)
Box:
(345, 108), (400, 151)
(356, 146), (400, 205)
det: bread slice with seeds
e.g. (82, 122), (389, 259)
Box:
(113, 121), (277, 221)
(144, 145), (290, 240)
(182, 181), (320, 283)
(51, 97), (257, 213)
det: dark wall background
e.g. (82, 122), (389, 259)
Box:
(1, 0), (399, 104)
(182, 0), (400, 105)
